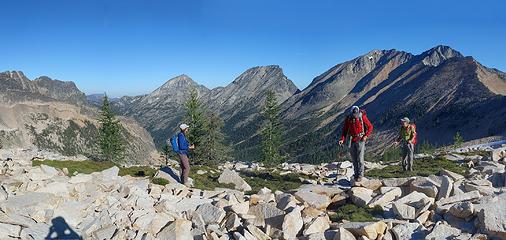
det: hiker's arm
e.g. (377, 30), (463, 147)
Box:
(178, 134), (189, 150)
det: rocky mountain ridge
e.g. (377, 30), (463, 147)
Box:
(0, 71), (159, 165)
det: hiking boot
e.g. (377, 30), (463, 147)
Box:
(352, 177), (363, 186)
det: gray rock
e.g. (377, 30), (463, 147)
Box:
(0, 186), (7, 201)
(92, 225), (117, 240)
(437, 176), (453, 200)
(218, 169), (252, 191)
(224, 213), (242, 231)
(349, 187), (373, 207)
(157, 219), (193, 240)
(294, 189), (331, 210)
(391, 223), (424, 240)
(382, 177), (412, 187)
(0, 222), (22, 238)
(246, 224), (271, 240)
(0, 192), (57, 215)
(20, 222), (51, 240)
(195, 203), (226, 224)
(282, 206), (303, 239)
(230, 201), (250, 215)
(491, 146), (506, 161)
(410, 177), (440, 198)
(100, 166), (119, 179)
(341, 221), (387, 240)
(425, 223), (461, 240)
(475, 192), (506, 239)
(439, 169), (464, 181)
(436, 190), (481, 206)
(448, 202), (474, 219)
(332, 227), (356, 240)
(303, 216), (330, 236)
(368, 187), (401, 208)
(276, 194), (298, 211)
(248, 203), (285, 229)
(392, 203), (416, 220)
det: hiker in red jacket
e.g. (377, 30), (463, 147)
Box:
(338, 106), (373, 183)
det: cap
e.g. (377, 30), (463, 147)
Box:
(179, 123), (189, 130)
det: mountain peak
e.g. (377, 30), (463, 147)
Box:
(420, 45), (463, 66)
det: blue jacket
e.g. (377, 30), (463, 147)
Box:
(178, 132), (190, 155)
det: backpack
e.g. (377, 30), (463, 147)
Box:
(170, 135), (180, 154)
(347, 110), (368, 136)
(410, 123), (417, 145)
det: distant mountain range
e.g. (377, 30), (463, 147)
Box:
(112, 45), (506, 163)
(0, 71), (158, 165)
(2, 45), (505, 164)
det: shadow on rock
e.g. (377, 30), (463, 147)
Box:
(45, 216), (82, 240)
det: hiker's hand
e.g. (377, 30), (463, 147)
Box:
(338, 140), (344, 146)
(189, 144), (195, 150)
(362, 136), (368, 142)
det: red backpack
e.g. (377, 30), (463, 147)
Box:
(410, 123), (417, 145)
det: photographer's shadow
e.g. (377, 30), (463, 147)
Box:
(45, 217), (82, 240)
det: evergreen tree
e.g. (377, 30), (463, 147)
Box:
(453, 131), (464, 148)
(260, 90), (286, 166)
(98, 95), (125, 163)
(184, 88), (230, 165)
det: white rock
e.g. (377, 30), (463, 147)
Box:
(225, 213), (242, 231)
(437, 176), (454, 200)
(282, 207), (303, 239)
(367, 187), (401, 208)
(391, 223), (424, 240)
(392, 203), (416, 220)
(303, 216), (330, 236)
(248, 203), (285, 230)
(92, 225), (117, 240)
(69, 173), (93, 184)
(0, 186), (7, 201)
(195, 203), (226, 224)
(425, 223), (461, 240)
(436, 190), (481, 206)
(157, 219), (192, 240)
(0, 222), (21, 238)
(449, 202), (474, 219)
(350, 187), (373, 207)
(341, 221), (387, 240)
(218, 169), (252, 191)
(100, 166), (120, 179)
(246, 224), (271, 240)
(230, 201), (250, 215)
(294, 189), (331, 210)
(333, 227), (356, 240)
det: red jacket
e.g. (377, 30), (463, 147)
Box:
(340, 110), (373, 142)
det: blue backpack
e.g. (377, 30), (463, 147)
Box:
(170, 135), (180, 154)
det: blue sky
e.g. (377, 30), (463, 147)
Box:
(1, 0), (505, 97)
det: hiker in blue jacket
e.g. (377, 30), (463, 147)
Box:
(178, 124), (194, 185)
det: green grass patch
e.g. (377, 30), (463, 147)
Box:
(152, 177), (170, 186)
(329, 204), (383, 222)
(32, 160), (164, 183)
(32, 160), (116, 175)
(366, 158), (468, 179)
(240, 170), (304, 194)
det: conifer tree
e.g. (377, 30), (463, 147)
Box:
(99, 95), (125, 163)
(260, 90), (285, 166)
(184, 88), (230, 165)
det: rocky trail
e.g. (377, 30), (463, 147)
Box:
(0, 144), (505, 240)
